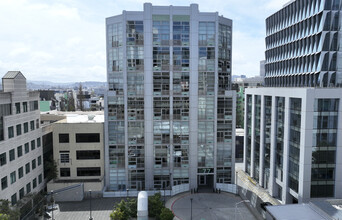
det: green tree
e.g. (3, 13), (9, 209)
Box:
(159, 208), (174, 220)
(78, 83), (84, 111)
(0, 214), (9, 220)
(46, 160), (58, 181)
(148, 193), (164, 219)
(126, 198), (137, 218)
(0, 200), (20, 220)
(110, 209), (125, 220)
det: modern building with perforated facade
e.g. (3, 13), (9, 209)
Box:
(264, 0), (342, 87)
(104, 3), (236, 194)
(245, 0), (342, 204)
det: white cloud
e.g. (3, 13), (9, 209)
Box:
(0, 0), (286, 82)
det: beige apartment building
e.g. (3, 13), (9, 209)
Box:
(47, 112), (104, 196)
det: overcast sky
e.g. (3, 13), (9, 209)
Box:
(0, 0), (289, 83)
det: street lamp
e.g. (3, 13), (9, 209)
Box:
(126, 189), (129, 200)
(190, 198), (193, 220)
(51, 190), (54, 220)
(89, 190), (93, 220)
(235, 200), (250, 220)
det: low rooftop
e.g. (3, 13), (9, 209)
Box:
(41, 110), (104, 123)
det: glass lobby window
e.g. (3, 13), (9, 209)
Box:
(109, 145), (126, 191)
(127, 97), (144, 120)
(128, 170), (145, 190)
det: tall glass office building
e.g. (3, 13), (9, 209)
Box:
(245, 0), (342, 204)
(104, 3), (236, 193)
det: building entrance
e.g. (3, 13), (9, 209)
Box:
(197, 174), (214, 190)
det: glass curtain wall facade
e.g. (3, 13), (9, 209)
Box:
(105, 4), (235, 192)
(311, 99), (339, 197)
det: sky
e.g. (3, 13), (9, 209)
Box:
(0, 0), (289, 83)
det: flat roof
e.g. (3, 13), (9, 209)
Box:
(42, 111), (104, 123)
(266, 204), (331, 220)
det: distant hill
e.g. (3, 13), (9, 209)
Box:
(26, 81), (107, 90)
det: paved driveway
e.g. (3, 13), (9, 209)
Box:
(170, 193), (257, 220)
(54, 197), (121, 220)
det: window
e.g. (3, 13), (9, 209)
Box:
(18, 167), (23, 179)
(24, 122), (28, 133)
(8, 126), (14, 138)
(38, 156), (42, 166)
(37, 137), (41, 147)
(25, 163), (30, 174)
(60, 151), (70, 163)
(17, 146), (23, 158)
(32, 159), (36, 170)
(76, 133), (100, 143)
(25, 143), (29, 154)
(29, 100), (38, 111)
(9, 149), (15, 161)
(77, 167), (101, 176)
(11, 193), (17, 205)
(16, 124), (22, 136)
(10, 171), (16, 184)
(60, 168), (70, 177)
(19, 188), (24, 199)
(15, 102), (20, 114)
(36, 119), (39, 129)
(1, 176), (8, 190)
(32, 178), (37, 189)
(38, 174), (42, 184)
(26, 183), (31, 193)
(76, 150), (100, 160)
(30, 120), (34, 131)
(59, 134), (69, 143)
(23, 102), (28, 112)
(0, 153), (6, 166)
(31, 140), (35, 150)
